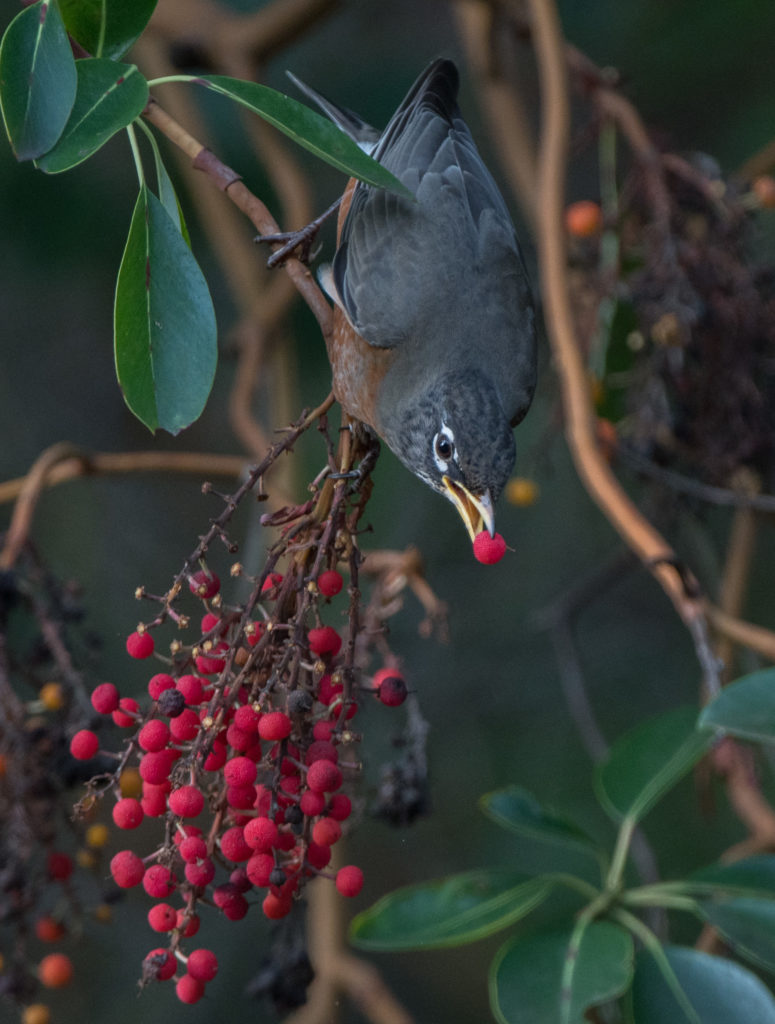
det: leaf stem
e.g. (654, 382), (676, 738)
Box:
(125, 122), (145, 188)
(606, 815), (636, 892)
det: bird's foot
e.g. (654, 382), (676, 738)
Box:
(255, 197), (342, 268)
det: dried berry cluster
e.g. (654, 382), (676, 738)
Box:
(74, 414), (417, 1005)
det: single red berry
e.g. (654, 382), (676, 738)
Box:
(226, 784), (256, 810)
(139, 749), (176, 785)
(308, 626), (342, 657)
(336, 865), (364, 898)
(138, 719), (170, 752)
(144, 948), (176, 982)
(38, 952), (74, 988)
(147, 903), (177, 933)
(223, 756), (258, 787)
(327, 793), (352, 821)
(246, 853), (274, 887)
(317, 674), (343, 705)
(212, 883), (249, 921)
(176, 909), (200, 938)
(312, 817), (342, 847)
(233, 704), (261, 732)
(90, 682), (120, 714)
(169, 707), (199, 742)
(47, 851), (73, 880)
(262, 891), (292, 919)
(246, 621), (264, 647)
(69, 729), (99, 761)
(261, 572), (284, 596)
(306, 759), (342, 794)
(112, 797), (144, 830)
(126, 630), (154, 659)
(110, 850), (144, 888)
(318, 570), (344, 597)
(148, 673), (175, 700)
(220, 826), (252, 862)
(376, 675), (408, 707)
(176, 973), (205, 1004)
(304, 740), (338, 766)
(185, 857), (215, 887)
(143, 864), (176, 898)
(258, 710), (292, 742)
(187, 948), (218, 983)
(472, 531), (507, 564)
(168, 785), (204, 818)
(312, 720), (336, 742)
(202, 739), (227, 771)
(112, 696), (140, 728)
(565, 199), (603, 238)
(188, 569), (220, 599)
(179, 835), (208, 863)
(176, 674), (204, 705)
(300, 790), (326, 817)
(35, 916), (66, 943)
(244, 816), (280, 853)
(305, 840), (331, 870)
(141, 785), (168, 818)
(196, 650), (226, 674)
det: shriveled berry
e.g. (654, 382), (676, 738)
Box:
(318, 570), (343, 597)
(336, 865), (364, 897)
(144, 948), (176, 982)
(126, 630), (154, 659)
(69, 729), (99, 760)
(91, 682), (119, 714)
(110, 850), (144, 888)
(472, 531), (507, 564)
(287, 689), (314, 715)
(308, 626), (342, 657)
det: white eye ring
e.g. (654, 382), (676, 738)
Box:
(432, 427), (455, 471)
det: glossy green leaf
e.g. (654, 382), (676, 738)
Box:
(595, 706), (711, 822)
(480, 786), (600, 856)
(0, 0), (76, 160)
(152, 144), (190, 244)
(58, 0), (157, 61)
(114, 186), (217, 434)
(349, 869), (552, 951)
(688, 855), (775, 897)
(490, 922), (634, 1024)
(631, 945), (775, 1023)
(36, 59), (148, 173)
(699, 898), (775, 972)
(698, 668), (775, 743)
(193, 75), (412, 197)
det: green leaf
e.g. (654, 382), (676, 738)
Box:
(688, 855), (775, 897)
(595, 706), (711, 822)
(58, 0), (157, 61)
(0, 0), (77, 160)
(193, 75), (412, 197)
(36, 59), (148, 173)
(699, 898), (775, 972)
(349, 869), (552, 951)
(114, 186), (217, 434)
(152, 145), (190, 244)
(490, 922), (634, 1024)
(631, 945), (775, 1023)
(698, 668), (775, 743)
(480, 786), (601, 857)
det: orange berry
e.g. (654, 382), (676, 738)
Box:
(38, 953), (74, 988)
(752, 175), (775, 209)
(39, 682), (65, 711)
(565, 200), (603, 238)
(23, 1006), (52, 1024)
(505, 477), (539, 507)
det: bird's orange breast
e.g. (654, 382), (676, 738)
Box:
(325, 178), (396, 434)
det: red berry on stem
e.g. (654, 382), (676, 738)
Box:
(144, 948), (177, 982)
(188, 569), (220, 599)
(126, 630), (154, 659)
(176, 973), (205, 1004)
(307, 759), (342, 794)
(147, 903), (177, 932)
(187, 948), (218, 983)
(69, 729), (99, 760)
(47, 851), (73, 880)
(472, 530), (507, 564)
(168, 785), (204, 818)
(312, 817), (342, 847)
(138, 719), (170, 752)
(112, 696), (140, 727)
(258, 710), (292, 742)
(336, 865), (364, 897)
(143, 864), (176, 898)
(318, 570), (343, 597)
(147, 673), (175, 699)
(91, 682), (119, 714)
(112, 797), (144, 829)
(110, 850), (144, 888)
(308, 625), (342, 657)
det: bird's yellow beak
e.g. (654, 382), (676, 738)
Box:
(442, 477), (495, 543)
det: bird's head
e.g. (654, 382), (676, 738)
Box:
(379, 368), (516, 541)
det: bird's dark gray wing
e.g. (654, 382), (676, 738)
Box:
(332, 60), (535, 423)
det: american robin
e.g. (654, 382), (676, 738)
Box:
(292, 59), (537, 541)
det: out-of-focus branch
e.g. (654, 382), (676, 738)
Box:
(525, 0), (719, 696)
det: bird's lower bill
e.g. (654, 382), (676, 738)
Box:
(441, 477), (495, 543)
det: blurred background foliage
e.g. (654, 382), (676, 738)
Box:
(3, 0), (775, 1020)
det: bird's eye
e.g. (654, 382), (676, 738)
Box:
(433, 430), (454, 467)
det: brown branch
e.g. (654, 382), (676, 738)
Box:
(525, 0), (719, 694)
